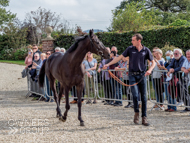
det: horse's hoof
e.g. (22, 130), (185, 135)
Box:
(80, 122), (85, 126)
(59, 117), (66, 122)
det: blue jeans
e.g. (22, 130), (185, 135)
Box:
(110, 77), (122, 104)
(129, 74), (147, 117)
(164, 82), (177, 110)
(44, 75), (53, 100)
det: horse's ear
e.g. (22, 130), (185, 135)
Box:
(89, 29), (94, 37)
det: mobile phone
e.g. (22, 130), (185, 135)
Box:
(160, 61), (163, 66)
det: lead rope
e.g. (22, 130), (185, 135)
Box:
(108, 70), (145, 87)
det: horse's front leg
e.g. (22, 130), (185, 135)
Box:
(76, 84), (84, 126)
(60, 87), (70, 122)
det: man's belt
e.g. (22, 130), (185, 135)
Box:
(129, 71), (145, 75)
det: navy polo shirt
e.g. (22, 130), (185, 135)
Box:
(122, 45), (153, 72)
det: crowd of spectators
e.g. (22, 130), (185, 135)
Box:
(24, 44), (190, 113)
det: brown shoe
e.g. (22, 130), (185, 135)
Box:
(70, 100), (77, 104)
(142, 117), (150, 126)
(134, 112), (139, 124)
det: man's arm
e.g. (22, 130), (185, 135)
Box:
(145, 60), (155, 76)
(181, 67), (189, 74)
(166, 58), (174, 71)
(174, 57), (186, 72)
(104, 55), (123, 68)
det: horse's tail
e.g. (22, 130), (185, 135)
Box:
(38, 60), (46, 87)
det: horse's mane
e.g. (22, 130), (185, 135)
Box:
(67, 35), (88, 53)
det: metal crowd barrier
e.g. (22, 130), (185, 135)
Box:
(25, 68), (190, 110)
(25, 68), (97, 102)
(149, 69), (190, 110)
(96, 69), (151, 104)
(25, 69), (54, 102)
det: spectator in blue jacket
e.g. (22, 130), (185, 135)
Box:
(167, 49), (186, 107)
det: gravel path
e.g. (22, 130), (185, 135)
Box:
(0, 62), (190, 143)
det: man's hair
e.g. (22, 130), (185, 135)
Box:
(153, 47), (159, 50)
(186, 49), (190, 53)
(55, 47), (61, 51)
(60, 48), (66, 52)
(34, 52), (40, 56)
(132, 33), (143, 41)
(174, 49), (183, 55)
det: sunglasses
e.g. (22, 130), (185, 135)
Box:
(46, 53), (51, 55)
(33, 48), (37, 49)
(174, 53), (179, 55)
(34, 56), (39, 58)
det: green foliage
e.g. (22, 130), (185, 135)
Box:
(0, 0), (16, 26)
(0, 22), (28, 50)
(13, 47), (28, 60)
(110, 2), (157, 32)
(53, 34), (75, 49)
(116, 0), (190, 13)
(55, 26), (190, 56)
(160, 43), (180, 59)
(0, 46), (28, 60)
(169, 19), (188, 26)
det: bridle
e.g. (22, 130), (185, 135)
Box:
(88, 35), (104, 60)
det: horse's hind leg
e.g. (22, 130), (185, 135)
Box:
(76, 84), (84, 126)
(60, 87), (70, 122)
(48, 75), (62, 118)
(58, 85), (64, 106)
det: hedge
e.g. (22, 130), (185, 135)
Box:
(54, 26), (190, 54)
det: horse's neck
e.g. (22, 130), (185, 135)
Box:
(69, 40), (90, 68)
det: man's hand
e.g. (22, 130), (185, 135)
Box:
(103, 64), (109, 69)
(167, 72), (171, 77)
(33, 62), (37, 66)
(169, 68), (174, 73)
(145, 70), (151, 76)
(115, 67), (119, 71)
(184, 69), (189, 74)
(97, 68), (101, 73)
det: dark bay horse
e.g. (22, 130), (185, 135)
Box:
(38, 30), (110, 126)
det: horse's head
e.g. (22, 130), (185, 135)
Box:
(88, 29), (110, 59)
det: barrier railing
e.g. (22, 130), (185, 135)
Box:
(25, 68), (190, 110)
(149, 69), (190, 111)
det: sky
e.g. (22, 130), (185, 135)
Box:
(6, 0), (123, 31)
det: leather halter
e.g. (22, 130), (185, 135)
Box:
(88, 35), (104, 59)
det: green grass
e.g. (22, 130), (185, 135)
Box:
(0, 60), (25, 65)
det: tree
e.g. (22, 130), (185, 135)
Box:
(24, 7), (76, 44)
(110, 2), (157, 32)
(114, 0), (190, 26)
(0, 0), (16, 26)
(0, 22), (28, 49)
(115, 0), (190, 13)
